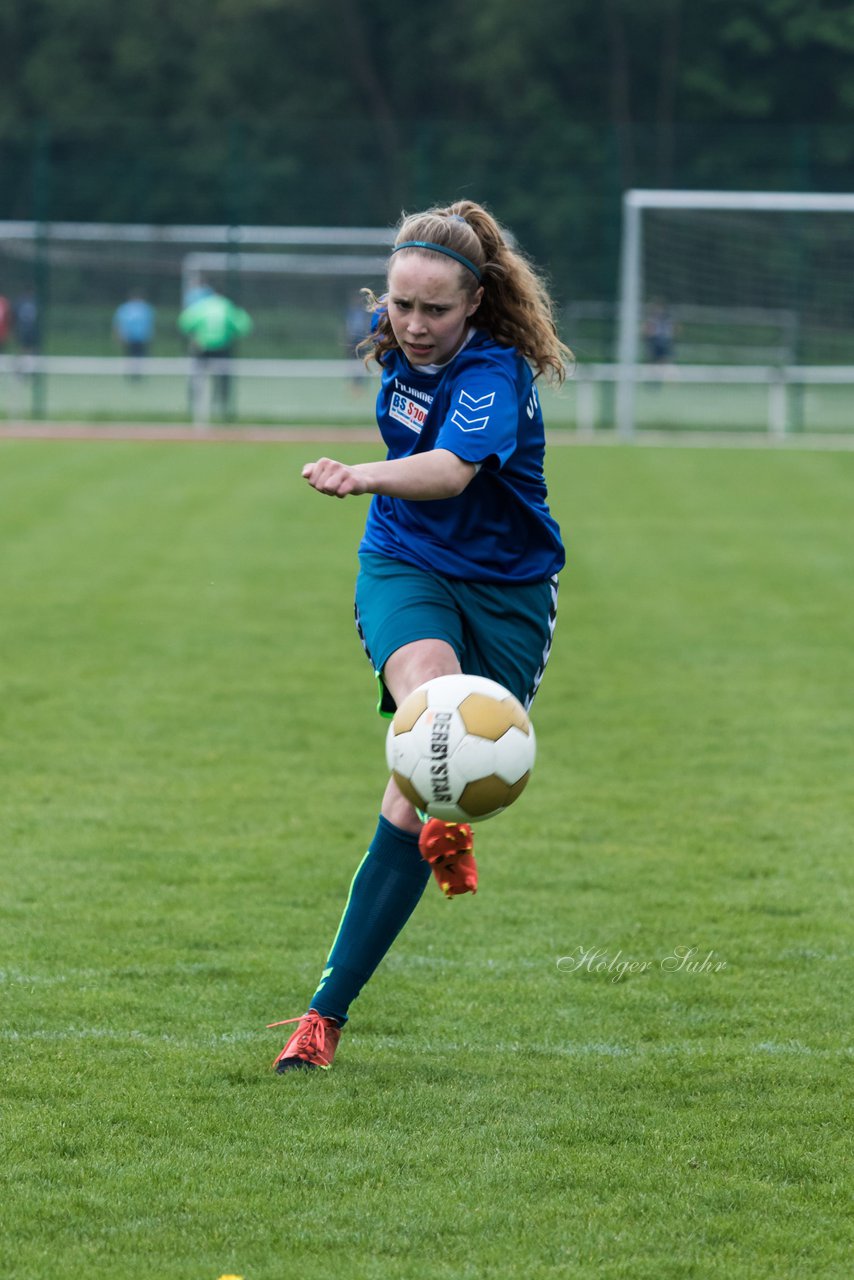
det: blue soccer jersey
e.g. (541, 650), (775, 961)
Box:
(359, 330), (565, 583)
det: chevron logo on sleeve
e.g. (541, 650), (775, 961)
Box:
(459, 390), (495, 410)
(451, 409), (489, 431)
(452, 387), (494, 432)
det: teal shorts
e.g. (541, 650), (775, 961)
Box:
(354, 552), (559, 716)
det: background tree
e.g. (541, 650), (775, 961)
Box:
(1, 0), (852, 302)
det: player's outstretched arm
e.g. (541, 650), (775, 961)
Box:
(302, 449), (476, 501)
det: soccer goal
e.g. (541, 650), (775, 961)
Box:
(615, 190), (854, 436)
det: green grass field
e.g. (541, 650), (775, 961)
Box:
(1, 439), (852, 1279)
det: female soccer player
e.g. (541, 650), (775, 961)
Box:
(271, 200), (570, 1071)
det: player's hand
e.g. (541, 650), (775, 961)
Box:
(301, 457), (368, 499)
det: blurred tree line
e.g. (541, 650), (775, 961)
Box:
(1, 0), (853, 300)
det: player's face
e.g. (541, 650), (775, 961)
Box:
(387, 255), (482, 367)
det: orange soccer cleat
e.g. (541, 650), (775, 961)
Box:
(269, 1009), (342, 1072)
(418, 818), (478, 898)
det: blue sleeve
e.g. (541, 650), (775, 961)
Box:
(434, 367), (519, 471)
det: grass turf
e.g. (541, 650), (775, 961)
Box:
(0, 439), (851, 1279)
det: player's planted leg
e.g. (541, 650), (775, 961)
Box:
(271, 812), (431, 1070)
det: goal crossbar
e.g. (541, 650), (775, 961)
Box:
(0, 221), (395, 246)
(625, 190), (854, 214)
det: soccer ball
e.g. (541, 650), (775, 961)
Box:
(385, 674), (536, 823)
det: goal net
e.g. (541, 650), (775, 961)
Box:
(615, 190), (854, 434)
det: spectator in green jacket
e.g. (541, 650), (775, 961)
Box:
(178, 285), (253, 420)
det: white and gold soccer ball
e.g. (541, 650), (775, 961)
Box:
(385, 674), (536, 823)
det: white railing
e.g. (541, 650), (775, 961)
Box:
(574, 363), (854, 435)
(0, 355), (362, 378)
(1, 355), (853, 434)
(0, 355), (372, 427)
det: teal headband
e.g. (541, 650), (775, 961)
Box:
(392, 239), (482, 282)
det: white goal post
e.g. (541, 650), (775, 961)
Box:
(615, 190), (854, 437)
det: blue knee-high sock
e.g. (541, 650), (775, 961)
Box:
(309, 815), (431, 1026)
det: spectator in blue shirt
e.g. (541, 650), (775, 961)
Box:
(13, 288), (41, 355)
(113, 290), (155, 379)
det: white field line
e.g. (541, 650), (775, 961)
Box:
(0, 962), (242, 986)
(3, 945), (848, 986)
(1, 422), (854, 451)
(1, 1026), (851, 1057)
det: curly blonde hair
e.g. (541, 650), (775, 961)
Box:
(360, 200), (572, 383)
